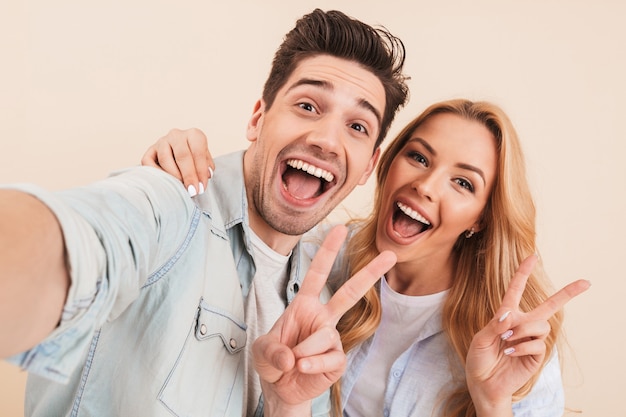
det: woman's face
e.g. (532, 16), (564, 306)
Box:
(376, 113), (498, 264)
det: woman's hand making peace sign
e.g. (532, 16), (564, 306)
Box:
(466, 254), (590, 417)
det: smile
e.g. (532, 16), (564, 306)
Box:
(393, 201), (431, 238)
(397, 202), (430, 225)
(286, 159), (335, 182)
(282, 159), (336, 201)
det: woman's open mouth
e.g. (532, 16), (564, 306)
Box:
(392, 201), (432, 238)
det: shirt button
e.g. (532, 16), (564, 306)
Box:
(229, 338), (237, 349)
(384, 410), (390, 417)
(393, 370), (401, 378)
(200, 324), (207, 335)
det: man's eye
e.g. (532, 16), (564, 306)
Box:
(350, 123), (368, 134)
(299, 102), (315, 112)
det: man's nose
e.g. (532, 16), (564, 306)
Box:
(305, 119), (342, 155)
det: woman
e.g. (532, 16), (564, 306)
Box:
(143, 99), (589, 416)
(327, 99), (583, 416)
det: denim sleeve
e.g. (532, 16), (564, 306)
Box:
(512, 348), (564, 417)
(5, 166), (197, 383)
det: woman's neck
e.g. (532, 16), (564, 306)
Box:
(385, 256), (454, 296)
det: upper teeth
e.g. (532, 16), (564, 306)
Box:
(286, 159), (335, 182)
(397, 202), (430, 225)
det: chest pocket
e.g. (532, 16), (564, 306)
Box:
(159, 298), (247, 417)
(195, 299), (247, 352)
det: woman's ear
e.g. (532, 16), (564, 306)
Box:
(246, 99), (265, 143)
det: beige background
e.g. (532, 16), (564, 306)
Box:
(1, 1), (624, 415)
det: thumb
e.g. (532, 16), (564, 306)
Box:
(252, 334), (296, 383)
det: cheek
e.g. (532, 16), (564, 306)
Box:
(381, 167), (403, 191)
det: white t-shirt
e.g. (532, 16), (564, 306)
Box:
(345, 276), (448, 416)
(243, 230), (291, 416)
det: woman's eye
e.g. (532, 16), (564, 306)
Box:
(455, 178), (474, 192)
(350, 123), (368, 135)
(408, 151), (428, 166)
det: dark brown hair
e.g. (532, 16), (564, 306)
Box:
(262, 9), (410, 148)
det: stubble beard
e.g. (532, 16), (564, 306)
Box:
(253, 188), (323, 236)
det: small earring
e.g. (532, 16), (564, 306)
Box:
(464, 228), (475, 238)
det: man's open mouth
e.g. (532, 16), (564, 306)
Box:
(282, 159), (336, 200)
(392, 201), (432, 238)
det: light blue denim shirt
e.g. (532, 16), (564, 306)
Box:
(6, 151), (331, 417)
(304, 224), (565, 417)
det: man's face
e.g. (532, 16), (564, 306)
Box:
(245, 55), (385, 240)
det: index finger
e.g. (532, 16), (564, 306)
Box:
(529, 279), (591, 320)
(298, 225), (349, 297)
(326, 250), (397, 323)
(186, 131), (212, 185)
(500, 254), (538, 311)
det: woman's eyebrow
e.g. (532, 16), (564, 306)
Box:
(408, 137), (436, 155)
(456, 163), (486, 186)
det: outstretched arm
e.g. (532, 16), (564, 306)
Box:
(141, 128), (215, 197)
(253, 225), (397, 416)
(465, 254), (590, 417)
(0, 190), (70, 358)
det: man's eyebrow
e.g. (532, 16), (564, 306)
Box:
(286, 78), (382, 127)
(408, 137), (486, 186)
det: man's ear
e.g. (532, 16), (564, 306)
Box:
(357, 147), (381, 185)
(246, 99), (265, 143)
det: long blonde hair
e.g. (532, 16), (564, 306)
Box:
(332, 99), (562, 416)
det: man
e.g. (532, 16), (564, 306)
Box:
(0, 9), (408, 417)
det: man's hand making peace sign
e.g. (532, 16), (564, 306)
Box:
(252, 225), (396, 416)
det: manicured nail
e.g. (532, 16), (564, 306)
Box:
(500, 329), (513, 340)
(498, 311), (511, 323)
(504, 347), (515, 355)
(208, 167), (214, 178)
(188, 184), (197, 197)
(198, 182), (205, 195)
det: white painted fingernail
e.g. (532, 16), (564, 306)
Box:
(500, 329), (513, 340)
(208, 167), (214, 178)
(498, 311), (511, 322)
(188, 184), (197, 197)
(198, 182), (205, 195)
(504, 347), (516, 355)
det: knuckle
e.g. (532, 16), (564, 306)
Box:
(323, 326), (340, 343)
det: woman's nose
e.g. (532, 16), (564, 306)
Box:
(412, 172), (439, 202)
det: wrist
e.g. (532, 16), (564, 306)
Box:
(263, 398), (312, 417)
(474, 403), (513, 417)
(470, 393), (513, 417)
(468, 387), (513, 417)
(260, 378), (312, 417)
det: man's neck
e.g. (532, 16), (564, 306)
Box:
(247, 213), (301, 256)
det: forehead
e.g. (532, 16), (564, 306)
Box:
(282, 55), (386, 116)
